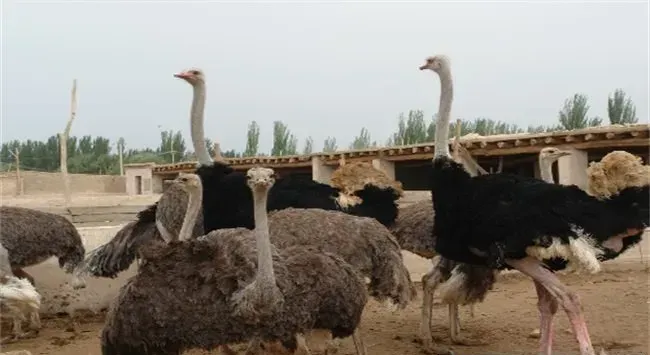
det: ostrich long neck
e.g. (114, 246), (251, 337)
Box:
(539, 156), (555, 183)
(433, 67), (454, 159)
(177, 183), (203, 241)
(251, 185), (276, 288)
(189, 82), (212, 166)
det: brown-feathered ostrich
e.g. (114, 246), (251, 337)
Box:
(0, 206), (86, 289)
(421, 54), (649, 355)
(79, 68), (401, 280)
(101, 169), (369, 355)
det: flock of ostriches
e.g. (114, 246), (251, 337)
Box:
(1, 55), (648, 355)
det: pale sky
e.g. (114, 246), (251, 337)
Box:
(2, 1), (648, 154)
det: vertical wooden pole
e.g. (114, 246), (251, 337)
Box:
(9, 148), (22, 196)
(61, 79), (77, 208)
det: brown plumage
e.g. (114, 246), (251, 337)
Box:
(102, 238), (367, 355)
(101, 170), (369, 355)
(265, 208), (414, 308)
(0, 206), (86, 289)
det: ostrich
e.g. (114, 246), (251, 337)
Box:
(393, 147), (570, 348)
(0, 206), (86, 289)
(0, 243), (42, 344)
(101, 169), (368, 355)
(420, 54), (649, 355)
(80, 68), (400, 279)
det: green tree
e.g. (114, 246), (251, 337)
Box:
(607, 89), (638, 125)
(244, 121), (260, 157)
(323, 137), (337, 152)
(388, 110), (428, 146)
(222, 149), (241, 158)
(158, 130), (187, 163)
(271, 121), (298, 156)
(558, 93), (602, 130)
(302, 137), (313, 155)
(349, 127), (374, 149)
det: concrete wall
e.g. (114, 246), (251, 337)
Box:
(0, 171), (125, 196)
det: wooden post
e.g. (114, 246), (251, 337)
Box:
(9, 148), (22, 196)
(61, 79), (77, 208)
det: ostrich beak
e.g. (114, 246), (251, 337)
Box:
(419, 65), (427, 70)
(556, 150), (572, 157)
(174, 72), (189, 79)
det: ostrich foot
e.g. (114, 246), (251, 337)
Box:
(0, 331), (38, 344)
(420, 338), (454, 355)
(450, 335), (488, 346)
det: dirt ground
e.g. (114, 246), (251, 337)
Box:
(2, 263), (647, 355)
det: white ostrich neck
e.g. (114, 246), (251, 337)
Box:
(189, 82), (212, 166)
(252, 187), (276, 287)
(178, 185), (203, 241)
(539, 158), (555, 183)
(433, 67), (454, 159)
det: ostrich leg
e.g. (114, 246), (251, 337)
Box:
(418, 267), (452, 354)
(534, 280), (558, 355)
(507, 257), (597, 355)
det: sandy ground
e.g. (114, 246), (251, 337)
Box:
(1, 263), (648, 355)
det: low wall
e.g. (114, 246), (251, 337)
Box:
(0, 171), (126, 196)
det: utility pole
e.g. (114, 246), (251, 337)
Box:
(118, 138), (125, 176)
(170, 138), (175, 163)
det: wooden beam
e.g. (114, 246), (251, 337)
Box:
(470, 138), (650, 156)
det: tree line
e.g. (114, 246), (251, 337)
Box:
(1, 89), (639, 175)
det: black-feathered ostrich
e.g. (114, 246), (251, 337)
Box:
(0, 206), (86, 289)
(101, 169), (368, 355)
(392, 146), (572, 349)
(420, 54), (649, 355)
(79, 68), (401, 280)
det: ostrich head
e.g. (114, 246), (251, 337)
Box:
(539, 147), (571, 162)
(419, 55), (451, 72)
(246, 167), (276, 192)
(174, 68), (205, 86)
(173, 172), (203, 192)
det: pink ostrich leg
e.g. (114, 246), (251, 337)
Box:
(507, 257), (596, 355)
(534, 281), (559, 355)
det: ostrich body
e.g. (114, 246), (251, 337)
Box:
(421, 54), (649, 355)
(101, 170), (368, 355)
(0, 206), (86, 289)
(81, 68), (400, 279)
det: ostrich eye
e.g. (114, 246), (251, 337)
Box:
(191, 70), (200, 75)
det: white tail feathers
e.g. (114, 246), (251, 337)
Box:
(1, 276), (41, 310)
